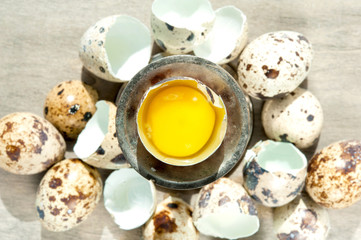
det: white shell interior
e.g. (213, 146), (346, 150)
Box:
(196, 208), (259, 238)
(105, 16), (152, 80)
(194, 6), (246, 63)
(257, 141), (307, 174)
(103, 168), (156, 230)
(74, 101), (109, 158)
(152, 0), (215, 29)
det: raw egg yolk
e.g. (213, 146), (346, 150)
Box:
(145, 86), (215, 157)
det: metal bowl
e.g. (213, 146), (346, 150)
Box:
(116, 55), (252, 190)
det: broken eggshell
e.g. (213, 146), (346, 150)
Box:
(136, 77), (227, 166)
(306, 140), (361, 209)
(194, 5), (248, 64)
(74, 100), (129, 169)
(143, 196), (199, 240)
(44, 80), (98, 140)
(0, 112), (66, 175)
(103, 168), (156, 230)
(36, 159), (102, 232)
(79, 15), (152, 82)
(192, 178), (259, 239)
(242, 140), (307, 207)
(273, 193), (330, 240)
(262, 87), (323, 149)
(151, 0), (215, 54)
(238, 31), (313, 99)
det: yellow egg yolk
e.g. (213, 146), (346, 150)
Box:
(144, 85), (216, 157)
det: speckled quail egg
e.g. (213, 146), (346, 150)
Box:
(36, 158), (102, 232)
(242, 140), (307, 207)
(194, 5), (248, 64)
(0, 112), (65, 174)
(192, 178), (259, 239)
(103, 168), (156, 230)
(143, 196), (198, 240)
(79, 15), (152, 82)
(273, 193), (330, 240)
(306, 140), (361, 209)
(74, 100), (129, 169)
(151, 0), (215, 54)
(44, 80), (98, 140)
(262, 87), (323, 149)
(238, 31), (314, 99)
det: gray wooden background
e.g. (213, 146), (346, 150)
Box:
(0, 0), (360, 239)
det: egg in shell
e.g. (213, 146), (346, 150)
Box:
(242, 140), (307, 207)
(143, 196), (198, 240)
(136, 77), (227, 166)
(273, 193), (330, 240)
(79, 15), (152, 82)
(36, 159), (102, 231)
(0, 112), (66, 175)
(44, 80), (98, 140)
(74, 100), (129, 169)
(194, 5), (248, 64)
(192, 177), (259, 239)
(306, 140), (361, 209)
(151, 0), (215, 54)
(238, 31), (314, 99)
(262, 87), (323, 149)
(103, 168), (156, 230)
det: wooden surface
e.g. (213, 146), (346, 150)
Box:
(1, 0), (361, 239)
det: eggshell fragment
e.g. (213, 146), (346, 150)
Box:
(238, 31), (314, 99)
(104, 168), (156, 230)
(194, 5), (248, 64)
(151, 0), (215, 54)
(273, 194), (330, 240)
(192, 178), (259, 239)
(35, 159), (102, 231)
(0, 112), (65, 174)
(262, 87), (323, 149)
(143, 196), (198, 240)
(74, 100), (129, 169)
(306, 140), (361, 209)
(80, 15), (152, 82)
(243, 140), (307, 207)
(44, 80), (98, 140)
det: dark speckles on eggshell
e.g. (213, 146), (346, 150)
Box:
(167, 203), (178, 209)
(277, 230), (304, 240)
(153, 210), (177, 234)
(110, 153), (126, 164)
(6, 145), (20, 161)
(186, 32), (194, 41)
(44, 106), (49, 115)
(243, 160), (266, 191)
(307, 114), (314, 121)
(81, 112), (92, 122)
(239, 195), (258, 215)
(206, 87), (215, 104)
(96, 146), (105, 155)
(155, 39), (167, 51)
(279, 133), (290, 142)
(287, 182), (304, 198)
(99, 27), (105, 33)
(98, 40), (103, 46)
(37, 206), (45, 220)
(300, 209), (318, 232)
(49, 177), (62, 189)
(298, 35), (309, 43)
(198, 190), (211, 208)
(165, 23), (174, 31)
(218, 196), (231, 206)
(99, 66), (106, 73)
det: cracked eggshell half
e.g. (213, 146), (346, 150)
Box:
(143, 196), (199, 240)
(194, 5), (248, 64)
(104, 168), (156, 230)
(74, 100), (129, 169)
(306, 140), (361, 209)
(273, 194), (330, 240)
(44, 80), (98, 140)
(262, 87), (323, 149)
(242, 140), (307, 207)
(192, 178), (259, 239)
(35, 159), (102, 232)
(79, 15), (152, 82)
(151, 0), (215, 54)
(238, 31), (313, 99)
(0, 112), (66, 175)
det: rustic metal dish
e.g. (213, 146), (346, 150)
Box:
(116, 55), (252, 190)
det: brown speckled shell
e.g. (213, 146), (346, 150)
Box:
(80, 101), (130, 169)
(273, 194), (330, 240)
(0, 112), (66, 174)
(193, 178), (258, 225)
(306, 140), (361, 209)
(44, 80), (98, 140)
(143, 196), (199, 240)
(238, 31), (313, 99)
(35, 159), (102, 232)
(262, 87), (323, 149)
